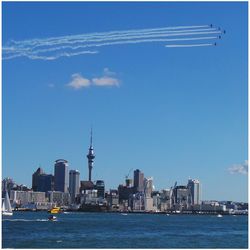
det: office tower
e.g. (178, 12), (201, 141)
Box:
(32, 167), (54, 193)
(174, 185), (189, 206)
(144, 177), (153, 198)
(38, 174), (54, 193)
(86, 128), (95, 181)
(54, 159), (69, 192)
(134, 169), (144, 192)
(32, 167), (44, 191)
(95, 180), (105, 198)
(187, 179), (201, 205)
(69, 170), (80, 203)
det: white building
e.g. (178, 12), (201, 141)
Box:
(10, 190), (46, 206)
(48, 191), (70, 206)
(187, 179), (201, 205)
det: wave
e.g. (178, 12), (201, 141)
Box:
(3, 218), (49, 222)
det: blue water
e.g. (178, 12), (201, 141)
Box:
(2, 212), (248, 248)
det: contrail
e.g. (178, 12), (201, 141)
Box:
(5, 27), (219, 51)
(3, 24), (224, 60)
(165, 43), (215, 48)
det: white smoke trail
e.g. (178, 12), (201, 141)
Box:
(3, 25), (223, 60)
(5, 27), (218, 51)
(165, 43), (215, 48)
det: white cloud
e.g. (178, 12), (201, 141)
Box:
(67, 73), (91, 89)
(92, 76), (119, 87)
(228, 160), (248, 175)
(66, 69), (120, 90)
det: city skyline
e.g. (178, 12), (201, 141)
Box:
(2, 2), (248, 202)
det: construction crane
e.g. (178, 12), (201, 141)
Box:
(125, 168), (133, 180)
(169, 181), (177, 209)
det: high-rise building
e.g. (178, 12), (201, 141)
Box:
(32, 167), (54, 193)
(54, 159), (69, 192)
(134, 169), (144, 192)
(144, 177), (153, 198)
(95, 180), (105, 198)
(173, 185), (189, 207)
(69, 170), (80, 203)
(86, 128), (95, 181)
(37, 174), (54, 193)
(187, 179), (201, 205)
(32, 167), (44, 191)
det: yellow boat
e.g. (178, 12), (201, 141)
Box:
(48, 207), (61, 214)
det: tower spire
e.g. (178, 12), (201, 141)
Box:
(90, 126), (93, 148)
(87, 127), (95, 182)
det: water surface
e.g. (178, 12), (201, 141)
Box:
(2, 211), (248, 248)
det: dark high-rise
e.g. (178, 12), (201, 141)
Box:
(54, 159), (69, 192)
(134, 169), (144, 192)
(86, 128), (95, 181)
(95, 180), (105, 198)
(32, 167), (54, 193)
(32, 167), (44, 191)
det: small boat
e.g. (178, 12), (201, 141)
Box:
(48, 207), (61, 214)
(121, 213), (128, 216)
(48, 215), (57, 221)
(217, 214), (223, 217)
(2, 191), (13, 216)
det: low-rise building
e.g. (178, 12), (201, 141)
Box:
(48, 191), (70, 206)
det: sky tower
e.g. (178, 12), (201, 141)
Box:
(87, 128), (95, 181)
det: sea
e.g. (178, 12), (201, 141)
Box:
(2, 211), (248, 248)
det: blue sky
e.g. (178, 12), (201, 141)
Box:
(2, 2), (248, 202)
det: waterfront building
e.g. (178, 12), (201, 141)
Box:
(152, 193), (161, 211)
(106, 189), (119, 210)
(173, 185), (190, 210)
(134, 169), (144, 192)
(86, 128), (95, 181)
(48, 191), (70, 206)
(160, 189), (172, 211)
(69, 170), (80, 203)
(118, 184), (134, 203)
(80, 180), (95, 193)
(54, 159), (69, 193)
(10, 190), (46, 207)
(95, 180), (105, 198)
(131, 192), (145, 211)
(187, 179), (201, 205)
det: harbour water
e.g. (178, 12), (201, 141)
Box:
(2, 211), (248, 248)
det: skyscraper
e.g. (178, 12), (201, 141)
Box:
(54, 159), (69, 192)
(32, 167), (54, 193)
(86, 128), (95, 181)
(187, 179), (201, 205)
(69, 170), (80, 203)
(134, 169), (144, 192)
(32, 167), (44, 191)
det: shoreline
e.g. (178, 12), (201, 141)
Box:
(12, 208), (248, 216)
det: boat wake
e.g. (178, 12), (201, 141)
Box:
(3, 218), (49, 222)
